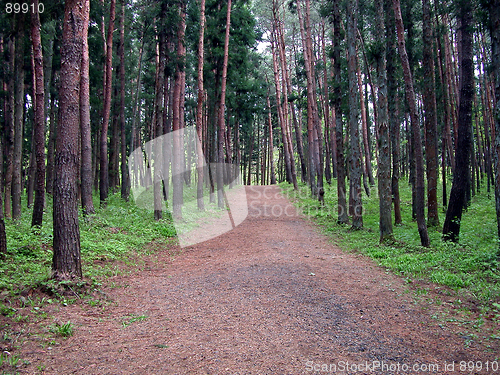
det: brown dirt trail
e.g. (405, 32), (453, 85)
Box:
(13, 186), (496, 374)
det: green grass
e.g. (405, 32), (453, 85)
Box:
(280, 179), (500, 312)
(0, 192), (177, 295)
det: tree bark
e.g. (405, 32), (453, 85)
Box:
(275, 4), (298, 190)
(422, 0), (439, 227)
(347, 0), (363, 229)
(119, 0), (129, 202)
(297, 0), (319, 197)
(386, 0), (402, 225)
(333, 0), (348, 224)
(30, 0), (46, 227)
(270, 23), (293, 188)
(4, 36), (15, 219)
(53, 0), (87, 280)
(375, 0), (392, 242)
(172, 0), (187, 218)
(12, 18), (25, 221)
(100, 0), (116, 205)
(489, 0), (500, 247)
(442, 0), (474, 242)
(196, 0), (206, 209)
(357, 53), (373, 193)
(393, 0), (429, 246)
(80, 0), (95, 216)
(0, 115), (6, 257)
(266, 89), (277, 184)
(216, 0), (232, 207)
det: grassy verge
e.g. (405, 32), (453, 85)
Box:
(280, 180), (500, 319)
(0, 192), (177, 295)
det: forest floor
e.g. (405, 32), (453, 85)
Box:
(4, 186), (499, 374)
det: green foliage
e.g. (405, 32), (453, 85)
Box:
(121, 314), (148, 328)
(281, 179), (500, 312)
(0, 192), (176, 294)
(48, 321), (73, 337)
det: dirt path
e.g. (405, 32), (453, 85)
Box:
(16, 186), (497, 374)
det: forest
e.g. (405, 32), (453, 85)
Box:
(0, 0), (499, 284)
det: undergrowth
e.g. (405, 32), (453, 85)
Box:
(280, 180), (500, 315)
(0, 192), (177, 296)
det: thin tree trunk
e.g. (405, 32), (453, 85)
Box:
(12, 20), (25, 221)
(172, 1), (186, 218)
(216, 0), (231, 208)
(80, 0), (95, 216)
(297, 0), (319, 197)
(53, 0), (87, 280)
(154, 14), (166, 221)
(347, 0), (363, 229)
(119, 0), (129, 201)
(100, 0), (116, 205)
(489, 0), (500, 247)
(357, 52), (373, 192)
(442, 0), (474, 242)
(271, 35), (292, 184)
(333, 1), (348, 224)
(4, 36), (15, 219)
(46, 87), (57, 196)
(393, 0), (429, 246)
(196, 0), (206, 210)
(275, 5), (298, 190)
(31, 0), (46, 227)
(266, 88), (277, 184)
(422, 0), (439, 227)
(386, 0), (402, 225)
(0, 130), (5, 257)
(375, 0), (392, 242)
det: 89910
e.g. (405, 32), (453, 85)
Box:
(6, 3), (44, 14)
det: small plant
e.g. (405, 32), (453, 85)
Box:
(121, 314), (148, 328)
(49, 321), (74, 337)
(0, 351), (20, 368)
(0, 304), (16, 318)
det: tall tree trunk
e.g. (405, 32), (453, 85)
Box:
(386, 0), (402, 225)
(347, 0), (363, 229)
(100, 0), (116, 205)
(270, 24), (293, 187)
(80, 0), (95, 216)
(297, 0), (318, 196)
(31, 0), (46, 227)
(357, 53), (374, 192)
(4, 36), (15, 219)
(422, 0), (439, 227)
(196, 0), (206, 210)
(172, 1), (186, 218)
(275, 5), (298, 190)
(130, 29), (145, 191)
(442, 0), (474, 242)
(393, 0), (430, 246)
(119, 0), (129, 201)
(0, 116), (6, 257)
(266, 91), (277, 184)
(375, 0), (392, 242)
(218, 0), (232, 207)
(154, 13), (166, 221)
(53, 0), (88, 280)
(12, 19), (25, 221)
(490, 0), (500, 248)
(333, 0), (348, 224)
